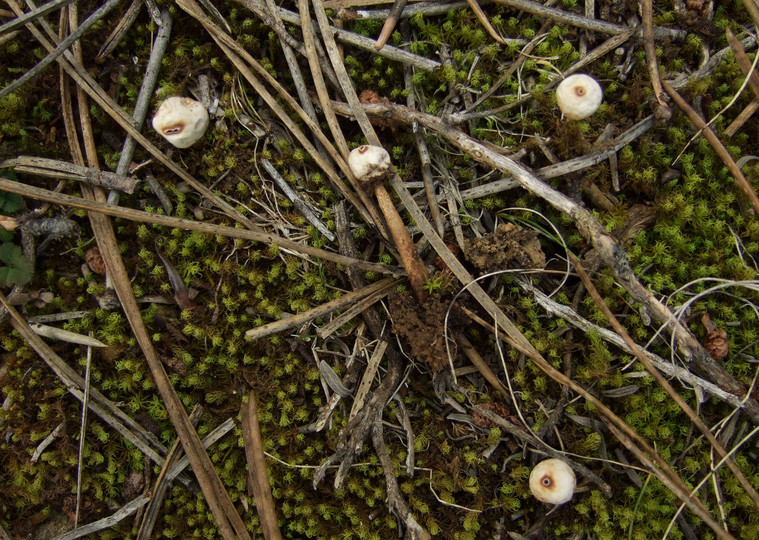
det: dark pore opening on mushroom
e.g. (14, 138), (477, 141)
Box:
(162, 124), (185, 135)
(357, 145), (370, 154)
(541, 475), (553, 488)
(574, 86), (586, 96)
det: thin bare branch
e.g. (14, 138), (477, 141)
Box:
(0, 176), (402, 276)
(663, 81), (759, 216)
(0, 0), (121, 100)
(570, 252), (759, 513)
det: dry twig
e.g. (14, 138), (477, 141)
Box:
(0, 156), (138, 193)
(0, 0), (121, 100)
(570, 252), (759, 513)
(0, 177), (400, 276)
(663, 81), (759, 216)
(241, 391), (283, 540)
(336, 98), (759, 425)
(640, 0), (671, 118)
(245, 278), (398, 339)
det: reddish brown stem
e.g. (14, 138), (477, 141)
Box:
(374, 0), (407, 50)
(373, 184), (429, 303)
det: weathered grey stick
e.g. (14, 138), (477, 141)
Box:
(245, 278), (397, 339)
(0, 0), (73, 35)
(261, 159), (335, 241)
(96, 0), (142, 60)
(0, 0), (122, 100)
(0, 176), (402, 276)
(53, 496), (150, 540)
(108, 8), (173, 205)
(256, 1), (441, 71)
(2, 156), (138, 193)
(491, 0), (685, 39)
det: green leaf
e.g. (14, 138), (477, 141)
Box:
(0, 242), (33, 286)
(0, 169), (22, 215)
(0, 242), (21, 265)
(0, 190), (21, 215)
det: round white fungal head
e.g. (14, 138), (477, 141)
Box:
(348, 145), (392, 185)
(152, 96), (209, 148)
(556, 74), (603, 121)
(529, 458), (576, 505)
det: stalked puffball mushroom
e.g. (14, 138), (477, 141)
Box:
(529, 458), (576, 505)
(152, 96), (209, 148)
(348, 145), (392, 184)
(555, 74), (603, 121)
(348, 144), (430, 303)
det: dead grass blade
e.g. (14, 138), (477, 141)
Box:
(0, 0), (73, 34)
(74, 338), (94, 527)
(0, 0), (121, 100)
(0, 292), (169, 466)
(241, 390), (283, 540)
(95, 0), (142, 60)
(316, 279), (396, 338)
(245, 278), (398, 339)
(465, 0), (505, 44)
(177, 0), (381, 230)
(663, 81), (759, 216)
(570, 252), (759, 513)
(0, 176), (401, 276)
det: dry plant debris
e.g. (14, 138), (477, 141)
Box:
(2, 0), (759, 539)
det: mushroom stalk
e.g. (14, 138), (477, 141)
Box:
(348, 145), (429, 303)
(373, 184), (429, 302)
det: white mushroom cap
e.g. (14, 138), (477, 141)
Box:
(529, 458), (576, 505)
(348, 145), (392, 184)
(556, 74), (603, 121)
(152, 96), (209, 148)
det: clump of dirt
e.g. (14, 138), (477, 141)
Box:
(464, 223), (546, 272)
(388, 292), (455, 371)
